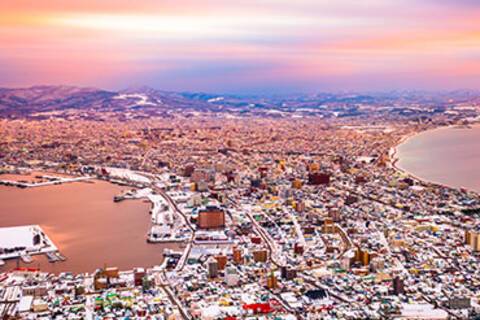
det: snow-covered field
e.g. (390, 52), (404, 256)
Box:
(104, 167), (151, 184)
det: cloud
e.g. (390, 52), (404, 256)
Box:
(0, 0), (479, 92)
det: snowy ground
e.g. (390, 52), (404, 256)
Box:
(0, 225), (57, 260)
(104, 167), (151, 184)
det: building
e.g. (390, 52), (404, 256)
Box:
(393, 276), (405, 295)
(207, 257), (218, 279)
(281, 266), (297, 280)
(215, 255), (227, 270)
(225, 266), (240, 287)
(134, 268), (145, 287)
(292, 179), (302, 189)
(294, 243), (304, 255)
(308, 172), (331, 185)
(253, 249), (268, 263)
(295, 201), (305, 213)
(232, 247), (244, 265)
(322, 218), (335, 234)
(191, 168), (215, 183)
(448, 297), (471, 309)
(266, 271), (278, 289)
(197, 206), (226, 229)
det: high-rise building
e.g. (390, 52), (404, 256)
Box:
(393, 276), (405, 295)
(232, 247), (244, 265)
(215, 255), (227, 270)
(207, 257), (218, 279)
(266, 271), (278, 289)
(474, 233), (480, 252)
(465, 230), (480, 251)
(197, 206), (226, 229)
(134, 268), (146, 287)
(308, 172), (330, 185)
(465, 230), (472, 245)
(225, 266), (240, 287)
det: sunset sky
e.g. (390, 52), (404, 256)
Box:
(1, 0), (480, 93)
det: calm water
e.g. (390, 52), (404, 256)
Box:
(0, 176), (174, 274)
(397, 125), (480, 193)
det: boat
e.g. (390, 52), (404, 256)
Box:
(21, 254), (33, 264)
(46, 251), (60, 263)
(55, 252), (67, 261)
(113, 195), (124, 203)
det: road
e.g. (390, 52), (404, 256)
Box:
(153, 184), (194, 272)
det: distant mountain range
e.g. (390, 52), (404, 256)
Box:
(0, 85), (217, 118)
(0, 85), (478, 119)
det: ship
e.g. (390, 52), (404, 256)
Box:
(20, 254), (33, 264)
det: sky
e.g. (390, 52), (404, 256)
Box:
(1, 0), (480, 94)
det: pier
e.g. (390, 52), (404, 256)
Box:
(0, 175), (93, 188)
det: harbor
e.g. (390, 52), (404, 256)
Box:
(0, 173), (176, 274)
(0, 174), (94, 188)
(0, 225), (68, 267)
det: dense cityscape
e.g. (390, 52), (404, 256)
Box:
(0, 87), (480, 319)
(2, 0), (480, 318)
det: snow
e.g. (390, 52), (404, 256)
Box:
(0, 225), (57, 259)
(207, 97), (224, 103)
(113, 93), (157, 107)
(105, 167), (151, 184)
(0, 225), (38, 249)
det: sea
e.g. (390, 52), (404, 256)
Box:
(396, 125), (480, 193)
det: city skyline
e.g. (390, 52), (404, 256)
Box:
(1, 0), (480, 94)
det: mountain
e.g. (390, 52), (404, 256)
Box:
(0, 85), (478, 120)
(0, 85), (218, 118)
(0, 85), (115, 116)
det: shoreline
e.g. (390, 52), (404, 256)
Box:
(0, 170), (171, 275)
(389, 124), (480, 196)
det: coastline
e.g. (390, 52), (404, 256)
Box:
(0, 171), (169, 274)
(389, 124), (480, 196)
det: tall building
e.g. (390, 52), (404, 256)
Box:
(232, 247), (244, 265)
(465, 230), (472, 245)
(475, 233), (480, 252)
(266, 271), (278, 289)
(393, 276), (405, 295)
(465, 230), (480, 252)
(197, 206), (226, 229)
(361, 250), (370, 266)
(134, 268), (145, 287)
(207, 257), (218, 279)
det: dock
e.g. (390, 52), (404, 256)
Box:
(0, 175), (93, 189)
